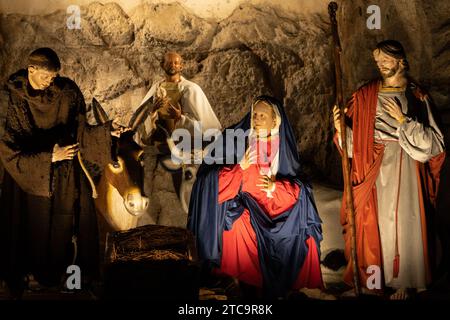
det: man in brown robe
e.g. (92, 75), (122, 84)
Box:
(0, 48), (115, 297)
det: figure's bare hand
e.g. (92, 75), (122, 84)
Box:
(332, 105), (348, 134)
(167, 103), (182, 121)
(111, 126), (132, 137)
(256, 175), (275, 192)
(152, 96), (168, 112)
(383, 97), (405, 124)
(111, 118), (122, 130)
(239, 147), (257, 170)
(150, 110), (158, 125)
(111, 119), (132, 137)
(52, 143), (79, 162)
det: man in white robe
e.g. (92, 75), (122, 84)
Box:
(131, 51), (222, 212)
(133, 51), (221, 145)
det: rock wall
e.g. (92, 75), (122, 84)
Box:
(0, 1), (449, 227)
(338, 0), (450, 113)
(0, 1), (338, 226)
(0, 0), (329, 20)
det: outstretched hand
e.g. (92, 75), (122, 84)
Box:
(239, 147), (257, 170)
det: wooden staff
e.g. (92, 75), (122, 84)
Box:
(328, 1), (361, 296)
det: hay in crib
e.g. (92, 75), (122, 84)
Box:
(107, 224), (195, 263)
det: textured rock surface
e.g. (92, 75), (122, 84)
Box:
(0, 1), (449, 228)
(338, 0), (450, 111)
(0, 2), (337, 227)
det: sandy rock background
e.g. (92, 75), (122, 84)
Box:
(0, 1), (449, 229)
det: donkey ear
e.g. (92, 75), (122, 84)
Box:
(128, 97), (153, 132)
(92, 98), (110, 124)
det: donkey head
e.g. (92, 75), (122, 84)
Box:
(92, 98), (149, 217)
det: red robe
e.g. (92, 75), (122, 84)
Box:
(334, 80), (445, 288)
(214, 136), (323, 289)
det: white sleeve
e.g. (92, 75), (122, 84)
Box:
(398, 98), (445, 162)
(178, 83), (222, 139)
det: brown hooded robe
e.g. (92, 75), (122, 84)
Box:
(0, 69), (111, 294)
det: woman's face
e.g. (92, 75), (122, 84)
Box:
(253, 101), (275, 135)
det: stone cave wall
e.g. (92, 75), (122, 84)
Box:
(338, 0), (449, 113)
(0, 1), (337, 227)
(0, 0), (449, 227)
